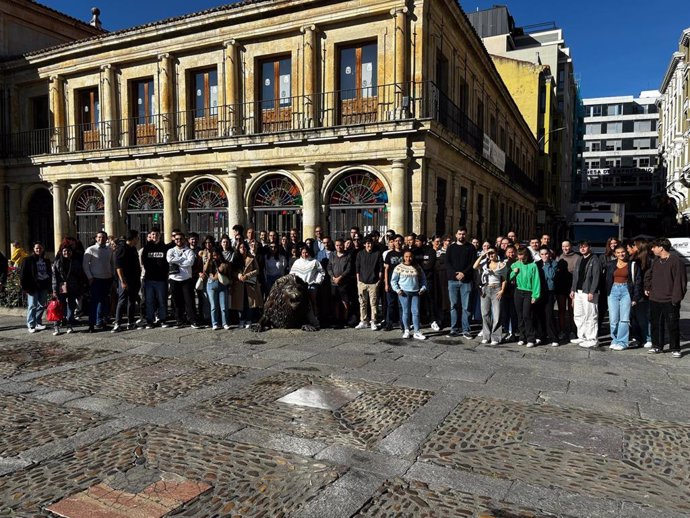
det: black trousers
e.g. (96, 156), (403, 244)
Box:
(170, 278), (199, 326)
(115, 280), (140, 325)
(534, 291), (559, 342)
(514, 289), (535, 342)
(650, 301), (680, 351)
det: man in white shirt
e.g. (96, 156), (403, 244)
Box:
(83, 231), (114, 332)
(166, 232), (201, 329)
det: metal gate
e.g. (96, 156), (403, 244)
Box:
(126, 183), (164, 238)
(75, 187), (105, 246)
(328, 171), (388, 239)
(188, 210), (228, 238)
(253, 208), (302, 237)
(126, 212), (163, 237)
(328, 206), (387, 240)
(186, 181), (229, 238)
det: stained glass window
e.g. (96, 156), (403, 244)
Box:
(254, 176), (302, 207)
(329, 171), (387, 206)
(127, 183), (163, 211)
(188, 181), (227, 210)
(75, 187), (105, 213)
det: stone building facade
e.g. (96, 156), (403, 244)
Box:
(659, 28), (690, 222)
(0, 0), (538, 254)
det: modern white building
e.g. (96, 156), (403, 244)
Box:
(579, 91), (668, 236)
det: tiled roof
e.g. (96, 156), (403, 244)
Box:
(29, 0), (105, 33)
(24, 0), (272, 58)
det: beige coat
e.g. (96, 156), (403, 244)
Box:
(230, 256), (263, 310)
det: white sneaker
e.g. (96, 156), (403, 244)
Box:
(610, 344), (626, 351)
(579, 340), (598, 348)
(431, 321), (440, 331)
(28, 328), (36, 333)
(643, 341), (653, 348)
(212, 325), (220, 331)
(570, 338), (583, 344)
(223, 325), (231, 330)
(535, 339), (542, 345)
(413, 332), (427, 341)
(490, 340), (500, 345)
(53, 329), (61, 336)
(355, 321), (368, 330)
(66, 327), (74, 334)
(481, 339), (489, 344)
(370, 321), (378, 331)
(402, 329), (410, 339)
(550, 342), (560, 347)
(526, 342), (535, 348)
(245, 323), (251, 329)
(517, 340), (525, 346)
(35, 324), (46, 331)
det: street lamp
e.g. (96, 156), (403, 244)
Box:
(538, 126), (566, 151)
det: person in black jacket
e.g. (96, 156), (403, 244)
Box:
(355, 238), (383, 329)
(414, 235), (440, 330)
(20, 242), (52, 333)
(112, 230), (141, 332)
(445, 227), (476, 338)
(142, 228), (169, 328)
(51, 245), (86, 334)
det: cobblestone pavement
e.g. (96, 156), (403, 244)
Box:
(0, 306), (689, 517)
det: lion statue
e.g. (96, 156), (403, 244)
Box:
(252, 274), (320, 332)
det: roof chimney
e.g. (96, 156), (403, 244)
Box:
(90, 7), (102, 29)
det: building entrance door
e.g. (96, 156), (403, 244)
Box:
(126, 183), (164, 237)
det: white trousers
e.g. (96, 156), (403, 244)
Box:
(573, 290), (598, 341)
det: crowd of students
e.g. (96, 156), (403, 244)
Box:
(8, 225), (687, 357)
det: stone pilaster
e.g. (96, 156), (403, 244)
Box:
(102, 178), (119, 238)
(0, 182), (6, 255)
(226, 167), (244, 227)
(301, 163), (320, 239)
(7, 184), (22, 247)
(300, 25), (317, 128)
(223, 41), (239, 134)
(51, 180), (68, 252)
(100, 64), (117, 147)
(390, 7), (409, 118)
(158, 54), (175, 142)
(410, 201), (424, 235)
(389, 158), (408, 233)
(49, 75), (66, 152)
(161, 173), (178, 239)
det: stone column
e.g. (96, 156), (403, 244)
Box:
(300, 25), (317, 128)
(49, 75), (66, 152)
(158, 53), (174, 142)
(226, 167), (244, 227)
(410, 201), (424, 235)
(100, 64), (117, 147)
(51, 180), (69, 252)
(161, 173), (178, 239)
(0, 182), (6, 255)
(223, 41), (239, 134)
(301, 163), (320, 239)
(389, 158), (408, 233)
(390, 7), (409, 118)
(7, 184), (22, 247)
(102, 178), (119, 238)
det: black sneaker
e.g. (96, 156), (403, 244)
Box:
(111, 324), (122, 333)
(447, 330), (460, 337)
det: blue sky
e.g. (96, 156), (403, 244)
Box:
(47, 0), (689, 99)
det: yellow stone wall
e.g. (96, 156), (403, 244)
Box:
(1, 0), (538, 252)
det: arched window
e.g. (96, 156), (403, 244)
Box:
(187, 180), (229, 237)
(75, 187), (105, 246)
(328, 171), (388, 238)
(253, 175), (302, 235)
(126, 183), (163, 236)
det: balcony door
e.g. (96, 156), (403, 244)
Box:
(339, 43), (377, 124)
(132, 78), (156, 145)
(260, 57), (292, 132)
(78, 88), (100, 150)
(192, 69), (218, 138)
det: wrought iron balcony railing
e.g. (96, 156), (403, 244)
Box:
(0, 80), (537, 194)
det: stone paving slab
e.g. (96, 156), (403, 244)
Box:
(0, 394), (109, 457)
(190, 371), (433, 449)
(0, 340), (113, 378)
(0, 424), (344, 516)
(419, 396), (690, 514)
(32, 355), (245, 406)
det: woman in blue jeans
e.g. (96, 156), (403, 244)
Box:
(604, 245), (643, 350)
(391, 250), (427, 340)
(203, 248), (230, 330)
(20, 242), (52, 333)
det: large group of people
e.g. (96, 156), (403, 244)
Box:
(5, 224), (686, 357)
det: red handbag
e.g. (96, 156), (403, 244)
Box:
(46, 298), (64, 322)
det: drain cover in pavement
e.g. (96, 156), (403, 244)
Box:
(277, 384), (362, 410)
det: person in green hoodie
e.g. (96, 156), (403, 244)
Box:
(510, 247), (541, 347)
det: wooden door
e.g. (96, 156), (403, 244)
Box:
(339, 43), (378, 125)
(78, 88), (100, 150)
(260, 58), (292, 132)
